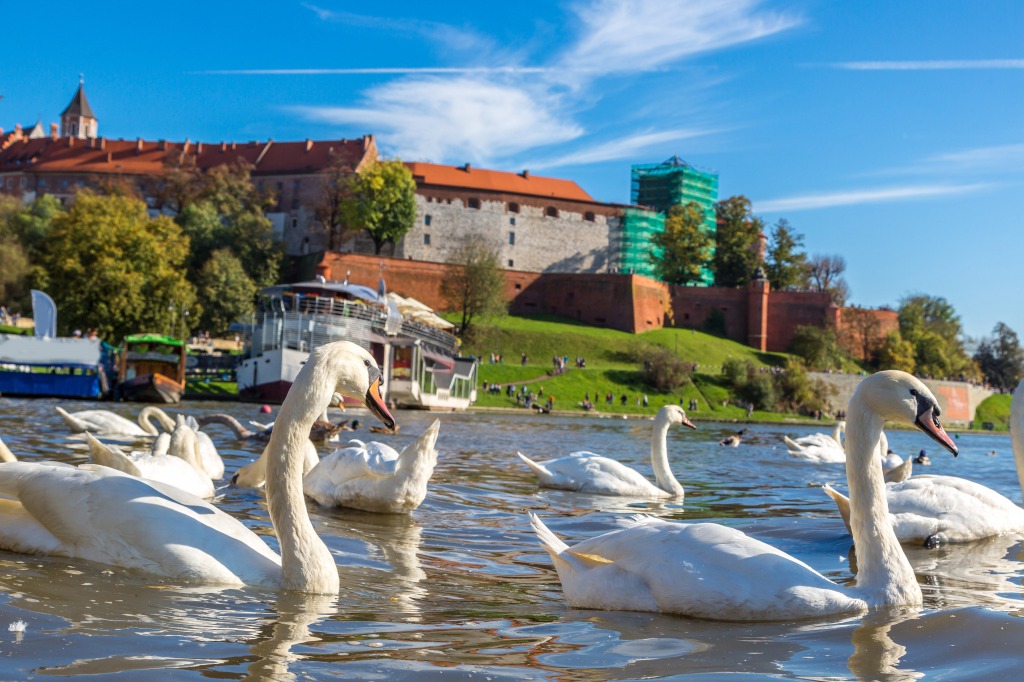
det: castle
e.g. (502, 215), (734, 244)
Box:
(0, 81), (896, 355)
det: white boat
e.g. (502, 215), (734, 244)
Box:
(235, 279), (477, 409)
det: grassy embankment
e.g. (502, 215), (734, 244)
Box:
(972, 393), (1011, 431)
(461, 314), (814, 422)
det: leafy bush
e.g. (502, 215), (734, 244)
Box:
(639, 346), (693, 391)
(787, 325), (846, 370)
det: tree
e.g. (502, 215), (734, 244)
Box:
(973, 322), (1024, 390)
(9, 193), (63, 260)
(876, 331), (916, 373)
(195, 249), (257, 336)
(649, 202), (714, 285)
(764, 218), (807, 291)
(316, 152), (360, 251)
(441, 237), (507, 336)
(840, 307), (883, 363)
(42, 194), (196, 342)
(638, 345), (692, 391)
(898, 294), (974, 379)
(0, 237), (30, 309)
(787, 325), (846, 370)
(713, 195), (764, 287)
(339, 160), (417, 255)
(807, 254), (849, 305)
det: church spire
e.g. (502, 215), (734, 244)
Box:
(60, 76), (97, 139)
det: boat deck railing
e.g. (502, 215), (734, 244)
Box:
(252, 301), (459, 357)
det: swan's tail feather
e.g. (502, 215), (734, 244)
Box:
(529, 513), (569, 557)
(85, 433), (142, 478)
(822, 484), (853, 534)
(55, 406), (85, 433)
(517, 452), (551, 480)
(783, 436), (803, 451)
(883, 457), (913, 483)
(0, 437), (17, 463)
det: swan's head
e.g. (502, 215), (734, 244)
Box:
(659, 405), (697, 429)
(855, 370), (958, 456)
(316, 341), (395, 430)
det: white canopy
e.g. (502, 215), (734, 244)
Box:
(0, 335), (103, 366)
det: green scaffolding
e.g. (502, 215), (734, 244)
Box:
(620, 156), (719, 286)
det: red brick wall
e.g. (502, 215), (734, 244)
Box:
(317, 253), (893, 352)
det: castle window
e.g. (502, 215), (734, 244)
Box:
(507, 202), (520, 213)
(423, 234), (431, 246)
(509, 231), (515, 245)
(545, 206), (559, 218)
(467, 197), (481, 209)
(584, 211), (596, 222)
(424, 214), (432, 226)
(510, 217), (515, 226)
(291, 217), (298, 229)
(508, 259), (514, 267)
(39, 178), (46, 188)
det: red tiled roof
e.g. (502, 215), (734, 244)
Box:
(0, 136), (376, 177)
(405, 162), (594, 202)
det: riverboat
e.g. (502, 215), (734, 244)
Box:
(115, 333), (187, 403)
(236, 279), (477, 409)
(0, 334), (116, 399)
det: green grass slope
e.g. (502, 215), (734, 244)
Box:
(972, 393), (1011, 431)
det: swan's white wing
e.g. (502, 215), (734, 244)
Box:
(531, 453), (664, 496)
(0, 462), (280, 584)
(303, 441), (404, 511)
(537, 516), (862, 620)
(887, 475), (1024, 544)
(57, 408), (148, 436)
(788, 442), (846, 463)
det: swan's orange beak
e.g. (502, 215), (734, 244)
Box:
(914, 406), (957, 457)
(364, 377), (396, 430)
(681, 416), (697, 430)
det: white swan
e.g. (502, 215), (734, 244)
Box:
(517, 405), (695, 498)
(0, 340), (396, 592)
(530, 370), (959, 620)
(825, 376), (1024, 547)
(785, 421), (845, 451)
(56, 407), (151, 437)
(85, 428), (215, 499)
(303, 420), (441, 513)
(136, 407), (225, 480)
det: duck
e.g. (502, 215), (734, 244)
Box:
(84, 427), (215, 499)
(303, 420), (441, 513)
(913, 450), (931, 466)
(517, 405), (696, 498)
(529, 370), (958, 620)
(0, 340), (396, 592)
(825, 376), (1024, 546)
(369, 423), (400, 435)
(719, 428), (746, 447)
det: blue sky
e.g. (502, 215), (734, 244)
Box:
(4, 1), (1022, 341)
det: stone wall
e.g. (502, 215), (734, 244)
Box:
(811, 372), (992, 426)
(374, 194), (617, 274)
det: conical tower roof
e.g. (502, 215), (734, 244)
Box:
(61, 80), (95, 119)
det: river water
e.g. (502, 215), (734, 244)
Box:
(0, 396), (1021, 680)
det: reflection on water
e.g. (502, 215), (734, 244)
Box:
(1, 397), (1023, 678)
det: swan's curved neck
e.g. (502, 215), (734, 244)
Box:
(265, 353), (341, 593)
(650, 414), (683, 497)
(1011, 389), (1024, 502)
(138, 406), (173, 435)
(845, 394), (919, 606)
(832, 422), (844, 446)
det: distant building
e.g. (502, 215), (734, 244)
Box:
(340, 162), (624, 275)
(629, 156), (719, 285)
(60, 77), (98, 140)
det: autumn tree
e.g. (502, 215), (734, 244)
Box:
(42, 194), (196, 342)
(195, 249), (257, 336)
(764, 218), (807, 291)
(713, 196), (764, 287)
(840, 307), (883, 363)
(650, 202), (714, 285)
(973, 322), (1024, 390)
(898, 294), (974, 379)
(876, 331), (917, 373)
(807, 254), (849, 305)
(339, 160), (417, 255)
(441, 236), (507, 336)
(316, 152), (359, 250)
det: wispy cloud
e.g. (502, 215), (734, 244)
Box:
(301, 3), (493, 54)
(291, 77), (582, 164)
(563, 0), (801, 76)
(202, 67), (551, 76)
(832, 59), (1024, 71)
(755, 183), (991, 213)
(528, 128), (721, 170)
(868, 142), (1024, 177)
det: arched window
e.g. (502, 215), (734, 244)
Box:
(545, 206), (559, 218)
